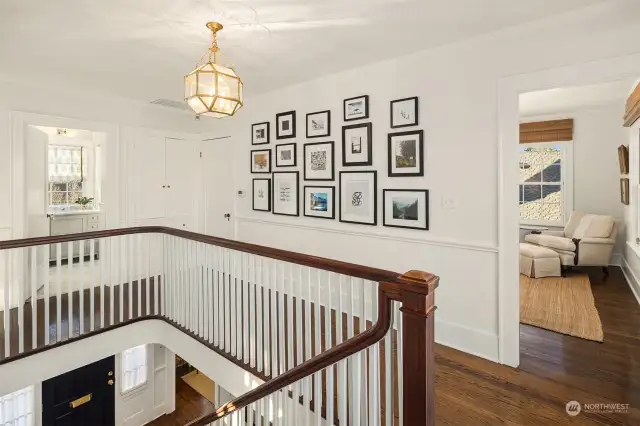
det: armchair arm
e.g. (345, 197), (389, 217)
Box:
(579, 237), (616, 246)
(538, 230), (565, 237)
(572, 237), (616, 266)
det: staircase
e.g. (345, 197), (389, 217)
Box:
(0, 226), (438, 425)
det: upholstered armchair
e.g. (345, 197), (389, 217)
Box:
(524, 212), (617, 273)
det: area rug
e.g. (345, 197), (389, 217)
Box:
(182, 370), (215, 403)
(520, 274), (604, 342)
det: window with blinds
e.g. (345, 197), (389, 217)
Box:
(0, 386), (34, 426)
(121, 345), (148, 394)
(48, 145), (85, 206)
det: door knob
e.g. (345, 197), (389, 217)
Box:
(108, 371), (113, 376)
(224, 213), (231, 221)
(162, 185), (166, 188)
(107, 379), (114, 386)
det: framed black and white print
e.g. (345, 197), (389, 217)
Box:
(342, 123), (372, 166)
(304, 186), (335, 219)
(272, 171), (299, 216)
(252, 122), (270, 145)
(383, 189), (429, 230)
(304, 141), (335, 181)
(390, 97), (419, 128)
(388, 130), (424, 177)
(251, 149), (271, 173)
(275, 143), (297, 167)
(276, 111), (296, 139)
(253, 179), (271, 212)
(306, 110), (331, 138)
(343, 95), (369, 121)
(339, 171), (377, 225)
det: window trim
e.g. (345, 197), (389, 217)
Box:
(0, 385), (35, 426)
(120, 344), (149, 397)
(519, 141), (574, 227)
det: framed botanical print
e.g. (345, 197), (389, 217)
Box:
(251, 149), (271, 173)
(306, 110), (331, 138)
(344, 95), (369, 121)
(621, 178), (630, 205)
(272, 171), (299, 216)
(252, 122), (270, 145)
(275, 143), (297, 167)
(342, 123), (372, 166)
(388, 130), (424, 177)
(253, 179), (271, 212)
(276, 111), (296, 139)
(390, 97), (419, 128)
(304, 185), (335, 219)
(339, 171), (377, 225)
(383, 189), (429, 230)
(304, 141), (334, 181)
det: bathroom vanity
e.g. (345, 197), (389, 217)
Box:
(49, 210), (104, 261)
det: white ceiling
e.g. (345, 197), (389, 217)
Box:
(0, 0), (603, 104)
(519, 79), (635, 117)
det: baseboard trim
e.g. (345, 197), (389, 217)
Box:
(435, 319), (499, 364)
(621, 257), (640, 307)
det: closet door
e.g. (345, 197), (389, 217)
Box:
(136, 134), (167, 221)
(165, 138), (200, 223)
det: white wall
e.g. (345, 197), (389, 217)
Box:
(207, 2), (640, 362)
(519, 102), (628, 259)
(622, 114), (640, 305)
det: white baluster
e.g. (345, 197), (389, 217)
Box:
(109, 237), (115, 326)
(66, 241), (73, 340)
(2, 250), (10, 356)
(384, 300), (395, 426)
(214, 245), (220, 347)
(314, 269), (322, 425)
(337, 274), (347, 426)
(304, 267), (312, 423)
(137, 234), (142, 319)
(326, 272), (335, 425)
(99, 238), (105, 329)
(256, 257), (264, 372)
(90, 239), (96, 331)
(158, 234), (163, 317)
(17, 250), (24, 354)
(79, 240), (85, 333)
(236, 251), (243, 359)
(128, 234), (133, 321)
(181, 238), (187, 327)
(287, 263), (294, 375)
(296, 265), (303, 404)
(30, 246), (37, 350)
(243, 252), (249, 365)
(119, 237), (125, 323)
(56, 243), (62, 342)
(397, 302), (403, 426)
(225, 249), (231, 353)
(249, 255), (256, 368)
(278, 263), (285, 377)
(263, 258), (270, 376)
(347, 277), (358, 426)
(270, 259), (278, 377)
(247, 402), (254, 426)
(230, 250), (236, 355)
(369, 281), (380, 426)
(146, 234), (150, 317)
(43, 246), (50, 346)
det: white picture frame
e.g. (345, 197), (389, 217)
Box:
(339, 171), (377, 225)
(272, 171), (299, 216)
(253, 179), (271, 212)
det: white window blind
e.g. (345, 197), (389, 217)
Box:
(121, 345), (148, 393)
(0, 386), (34, 426)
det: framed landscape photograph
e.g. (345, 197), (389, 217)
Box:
(390, 96), (419, 128)
(339, 171), (377, 225)
(383, 189), (429, 230)
(253, 179), (271, 212)
(388, 130), (424, 177)
(343, 95), (369, 121)
(342, 123), (372, 166)
(276, 110), (296, 139)
(251, 149), (271, 173)
(304, 141), (335, 181)
(273, 171), (299, 216)
(276, 143), (297, 167)
(306, 110), (331, 138)
(252, 122), (270, 145)
(304, 186), (335, 219)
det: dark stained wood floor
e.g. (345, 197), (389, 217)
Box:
(149, 372), (216, 426)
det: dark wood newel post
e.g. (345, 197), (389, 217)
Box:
(397, 270), (438, 426)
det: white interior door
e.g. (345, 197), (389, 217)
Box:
(136, 134), (167, 221)
(165, 138), (200, 227)
(25, 125), (49, 238)
(202, 137), (235, 239)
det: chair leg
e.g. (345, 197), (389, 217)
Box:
(602, 266), (610, 277)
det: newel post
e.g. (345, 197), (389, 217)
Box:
(398, 270), (438, 426)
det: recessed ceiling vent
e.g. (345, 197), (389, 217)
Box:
(150, 98), (193, 112)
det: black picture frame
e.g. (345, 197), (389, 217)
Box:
(382, 189), (429, 230)
(342, 122), (373, 166)
(306, 110), (331, 138)
(304, 141), (335, 181)
(276, 111), (296, 139)
(272, 171), (300, 216)
(343, 95), (370, 121)
(275, 143), (297, 167)
(252, 179), (271, 212)
(250, 149), (271, 174)
(251, 122), (270, 145)
(387, 130), (424, 177)
(339, 170), (377, 226)
(390, 96), (419, 128)
(303, 185), (335, 220)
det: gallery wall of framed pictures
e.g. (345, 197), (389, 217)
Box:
(248, 93), (430, 232)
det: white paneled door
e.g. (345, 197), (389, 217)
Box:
(25, 125), (49, 238)
(203, 138), (235, 239)
(136, 134), (167, 221)
(165, 138), (200, 222)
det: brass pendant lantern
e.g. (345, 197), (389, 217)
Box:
(185, 22), (243, 118)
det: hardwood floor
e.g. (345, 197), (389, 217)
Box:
(149, 372), (216, 426)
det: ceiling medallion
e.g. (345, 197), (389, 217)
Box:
(184, 21), (243, 118)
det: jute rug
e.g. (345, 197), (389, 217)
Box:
(182, 370), (215, 403)
(520, 274), (604, 342)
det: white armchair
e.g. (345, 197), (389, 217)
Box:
(524, 212), (617, 274)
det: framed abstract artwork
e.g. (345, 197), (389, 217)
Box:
(272, 171), (300, 216)
(388, 130), (424, 177)
(252, 179), (271, 212)
(276, 110), (296, 139)
(303, 185), (335, 219)
(343, 95), (369, 121)
(275, 143), (297, 167)
(390, 96), (419, 128)
(383, 189), (429, 230)
(339, 171), (377, 225)
(250, 149), (271, 174)
(304, 141), (335, 181)
(306, 110), (331, 138)
(252, 122), (270, 145)
(342, 123), (372, 166)
(621, 178), (630, 205)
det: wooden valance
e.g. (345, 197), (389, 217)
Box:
(624, 82), (640, 127)
(520, 119), (573, 143)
